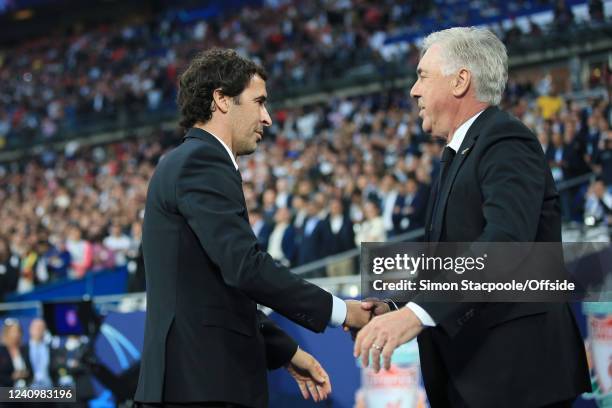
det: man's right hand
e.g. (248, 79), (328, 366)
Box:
(343, 298), (392, 338)
(343, 300), (373, 330)
(360, 298), (392, 316)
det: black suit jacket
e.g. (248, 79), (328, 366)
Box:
(296, 217), (326, 265)
(134, 128), (333, 407)
(0, 346), (33, 387)
(416, 107), (590, 408)
(320, 215), (355, 256)
(0, 346), (14, 387)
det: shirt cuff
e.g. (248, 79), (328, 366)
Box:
(328, 295), (347, 327)
(406, 302), (436, 327)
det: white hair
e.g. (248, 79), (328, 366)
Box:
(422, 27), (508, 106)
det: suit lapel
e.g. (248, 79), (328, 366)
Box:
(429, 107), (497, 241)
(430, 136), (476, 241)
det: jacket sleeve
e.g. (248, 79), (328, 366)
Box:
(257, 311), (298, 370)
(175, 145), (333, 332)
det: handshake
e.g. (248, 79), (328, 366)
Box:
(285, 298), (424, 403)
(342, 298), (392, 332)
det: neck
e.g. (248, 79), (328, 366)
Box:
(447, 102), (489, 143)
(193, 122), (236, 159)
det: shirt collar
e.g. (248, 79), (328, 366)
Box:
(206, 129), (239, 170)
(447, 110), (484, 153)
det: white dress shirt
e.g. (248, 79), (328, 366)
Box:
(206, 129), (347, 327)
(268, 222), (289, 264)
(406, 110), (484, 327)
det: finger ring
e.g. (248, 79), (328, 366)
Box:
(372, 343), (383, 351)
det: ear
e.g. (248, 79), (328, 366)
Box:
(212, 88), (230, 114)
(451, 68), (471, 98)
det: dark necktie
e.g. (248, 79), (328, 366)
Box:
(429, 146), (456, 233)
(437, 146), (456, 195)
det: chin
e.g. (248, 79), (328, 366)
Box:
(238, 146), (257, 156)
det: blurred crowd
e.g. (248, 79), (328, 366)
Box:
(0, 74), (609, 297)
(0, 0), (608, 147)
(0, 317), (105, 407)
(0, 133), (170, 298)
(0, 0), (609, 298)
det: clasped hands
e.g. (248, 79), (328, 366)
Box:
(343, 299), (424, 372)
(284, 298), (424, 403)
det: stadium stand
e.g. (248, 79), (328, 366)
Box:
(0, 0), (609, 406)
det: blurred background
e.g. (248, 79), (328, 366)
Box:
(0, 0), (610, 407)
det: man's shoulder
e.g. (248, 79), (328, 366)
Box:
(480, 108), (532, 136)
(155, 136), (230, 176)
(474, 108), (538, 151)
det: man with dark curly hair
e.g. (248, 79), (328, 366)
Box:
(134, 49), (370, 408)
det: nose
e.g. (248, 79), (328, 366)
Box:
(410, 79), (420, 99)
(261, 105), (272, 127)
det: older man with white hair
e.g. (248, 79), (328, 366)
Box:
(354, 27), (591, 408)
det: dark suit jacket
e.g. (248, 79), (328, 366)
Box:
(0, 346), (14, 387)
(279, 224), (297, 264)
(296, 217), (326, 265)
(320, 215), (355, 256)
(0, 346), (33, 387)
(416, 106), (590, 408)
(253, 219), (273, 251)
(391, 186), (428, 234)
(134, 128), (333, 407)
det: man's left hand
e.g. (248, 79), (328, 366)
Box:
(354, 307), (424, 372)
(286, 347), (331, 402)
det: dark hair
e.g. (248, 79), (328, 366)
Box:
(177, 48), (268, 129)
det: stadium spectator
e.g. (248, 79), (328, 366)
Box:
(43, 239), (72, 282)
(1, 319), (32, 388)
(126, 222), (145, 293)
(0, 238), (19, 300)
(584, 178), (612, 227)
(65, 226), (93, 279)
(594, 128), (612, 186)
(249, 207), (273, 251)
(321, 198), (355, 256)
(274, 177), (293, 208)
(90, 232), (116, 272)
(266, 206), (297, 267)
(378, 174), (400, 238)
(103, 224), (131, 266)
(355, 200), (386, 246)
(321, 198), (355, 276)
(392, 174), (428, 234)
(27, 318), (53, 389)
(296, 197), (327, 267)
